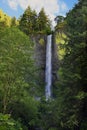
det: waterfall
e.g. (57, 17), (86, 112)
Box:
(45, 34), (52, 100)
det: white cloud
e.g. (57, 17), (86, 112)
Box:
(60, 2), (68, 11)
(8, 0), (18, 10)
(7, 0), (68, 26)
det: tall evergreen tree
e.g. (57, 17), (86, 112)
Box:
(19, 7), (51, 35)
(37, 8), (51, 34)
(19, 6), (38, 35)
(11, 16), (18, 27)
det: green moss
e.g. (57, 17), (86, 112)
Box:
(39, 38), (45, 45)
(56, 32), (67, 60)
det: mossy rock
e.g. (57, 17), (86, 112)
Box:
(39, 38), (45, 45)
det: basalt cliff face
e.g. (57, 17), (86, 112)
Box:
(33, 35), (46, 82)
(52, 33), (59, 83)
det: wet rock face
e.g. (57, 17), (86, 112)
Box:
(33, 35), (47, 82)
(52, 33), (59, 83)
(34, 35), (46, 69)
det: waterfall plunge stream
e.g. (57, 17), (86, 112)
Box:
(45, 35), (52, 100)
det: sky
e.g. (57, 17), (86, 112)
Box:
(0, 0), (78, 25)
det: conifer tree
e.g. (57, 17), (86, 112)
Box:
(19, 6), (38, 35)
(38, 8), (51, 34)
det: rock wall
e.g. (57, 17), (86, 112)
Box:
(52, 33), (59, 83)
(32, 35), (47, 96)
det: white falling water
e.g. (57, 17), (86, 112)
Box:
(45, 34), (52, 100)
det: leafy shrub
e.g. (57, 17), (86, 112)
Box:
(0, 113), (23, 130)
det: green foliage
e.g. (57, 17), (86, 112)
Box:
(48, 128), (57, 130)
(0, 113), (23, 130)
(37, 8), (51, 34)
(0, 9), (11, 27)
(0, 27), (35, 113)
(11, 17), (18, 27)
(19, 6), (51, 35)
(0, 26), (41, 130)
(19, 6), (38, 35)
(55, 0), (87, 129)
(55, 15), (67, 32)
(56, 32), (67, 60)
(9, 96), (39, 129)
(39, 38), (45, 45)
(55, 15), (64, 24)
(0, 9), (18, 27)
